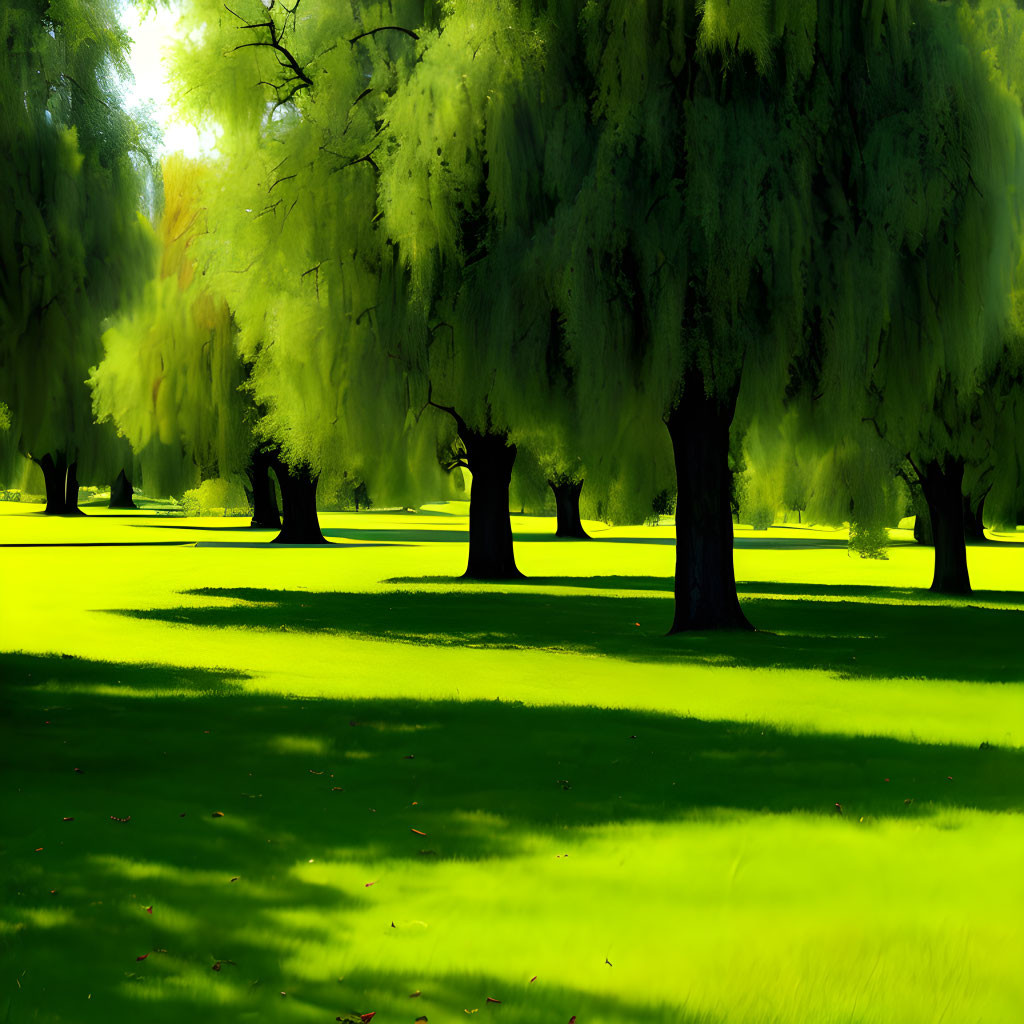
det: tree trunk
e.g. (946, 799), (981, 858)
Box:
(963, 492), (988, 544)
(36, 452), (68, 514)
(913, 508), (934, 545)
(63, 461), (84, 514)
(462, 427), (522, 579)
(548, 477), (589, 539)
(917, 457), (971, 594)
(109, 469), (136, 509)
(271, 459), (326, 544)
(666, 376), (752, 632)
(247, 452), (281, 529)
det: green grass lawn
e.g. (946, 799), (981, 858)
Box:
(2, 500), (1023, 1023)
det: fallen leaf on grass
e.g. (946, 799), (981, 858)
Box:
(230, 877), (240, 882)
(144, 906), (153, 914)
(486, 997), (501, 1003)
(73, 768), (83, 773)
(110, 815), (131, 823)
(136, 954), (148, 961)
(332, 786), (345, 791)
(415, 1017), (428, 1023)
(410, 828), (427, 836)
(211, 811), (225, 818)
(360, 1013), (376, 1022)
(309, 770), (325, 775)
(364, 881), (378, 887)
(409, 990), (421, 997)
(529, 976), (537, 983)
(62, 817), (74, 822)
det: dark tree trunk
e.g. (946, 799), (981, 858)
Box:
(666, 376), (752, 632)
(247, 452), (281, 529)
(462, 427), (521, 579)
(37, 452), (68, 514)
(963, 492), (988, 544)
(548, 477), (589, 539)
(270, 459), (326, 544)
(109, 469), (136, 509)
(913, 507), (934, 545)
(917, 457), (971, 594)
(63, 461), (84, 514)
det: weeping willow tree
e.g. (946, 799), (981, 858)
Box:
(165, 0), (573, 567)
(0, 0), (154, 514)
(369, 2), (596, 577)
(795, 0), (1024, 594)
(90, 155), (260, 520)
(528, 0), (1024, 624)
(518, 2), (817, 629)
(160, 0), (455, 545)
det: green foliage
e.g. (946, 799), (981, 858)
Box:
(0, 0), (154, 482)
(91, 156), (250, 497)
(179, 478), (251, 517)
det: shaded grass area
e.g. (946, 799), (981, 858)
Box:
(117, 582), (1024, 684)
(3, 512), (1024, 1022)
(3, 652), (1023, 1024)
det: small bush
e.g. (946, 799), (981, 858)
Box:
(179, 479), (251, 517)
(849, 521), (890, 559)
(645, 489), (675, 526)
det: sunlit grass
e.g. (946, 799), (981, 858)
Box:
(1, 500), (1022, 1022)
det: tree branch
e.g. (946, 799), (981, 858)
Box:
(349, 25), (419, 45)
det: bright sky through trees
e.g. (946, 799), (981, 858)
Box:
(120, 2), (217, 158)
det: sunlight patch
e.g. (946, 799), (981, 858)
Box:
(269, 734), (331, 755)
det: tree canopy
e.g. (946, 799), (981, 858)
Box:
(0, 0), (154, 510)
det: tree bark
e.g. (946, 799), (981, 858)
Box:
(462, 427), (522, 579)
(913, 507), (934, 545)
(666, 375), (752, 632)
(548, 476), (589, 539)
(270, 459), (326, 544)
(917, 457), (971, 594)
(109, 469), (136, 509)
(36, 452), (68, 514)
(963, 492), (988, 544)
(247, 452), (281, 529)
(63, 461), (84, 515)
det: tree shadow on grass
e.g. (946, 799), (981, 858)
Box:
(0, 651), (250, 695)
(114, 584), (1024, 684)
(3, 651), (1020, 1022)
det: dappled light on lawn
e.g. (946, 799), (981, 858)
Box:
(2, 509), (1024, 1022)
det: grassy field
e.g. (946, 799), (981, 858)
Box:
(2, 499), (1023, 1024)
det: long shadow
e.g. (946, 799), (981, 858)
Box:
(389, 574), (1024, 609)
(3, 651), (1019, 1022)
(115, 585), (1024, 683)
(132, 523), (274, 532)
(0, 541), (194, 548)
(0, 651), (250, 694)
